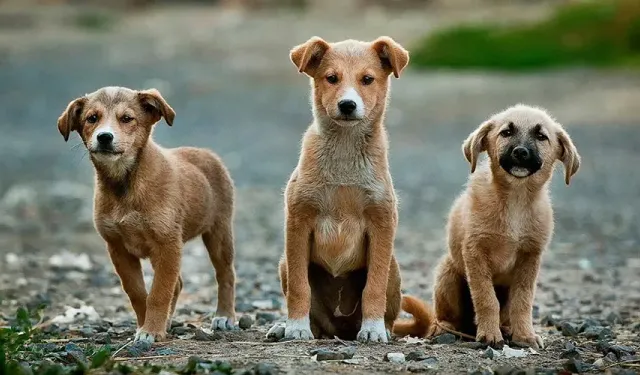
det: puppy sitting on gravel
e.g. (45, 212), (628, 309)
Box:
(399, 104), (580, 349)
(57, 86), (237, 343)
(267, 36), (409, 343)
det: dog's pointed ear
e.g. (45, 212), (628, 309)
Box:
(462, 121), (493, 173)
(290, 36), (331, 77)
(57, 97), (86, 142)
(138, 88), (175, 126)
(556, 128), (580, 185)
(372, 36), (410, 78)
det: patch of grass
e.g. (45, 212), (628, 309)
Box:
(0, 307), (237, 375)
(72, 10), (114, 32)
(412, 0), (640, 70)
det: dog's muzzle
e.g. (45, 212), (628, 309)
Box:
(499, 145), (542, 178)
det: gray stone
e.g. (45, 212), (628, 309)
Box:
(434, 333), (457, 344)
(194, 328), (221, 341)
(384, 352), (405, 364)
(239, 315), (254, 330)
(561, 321), (579, 337)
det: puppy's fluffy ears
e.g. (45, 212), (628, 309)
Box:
(138, 89), (175, 126)
(290, 36), (331, 77)
(556, 128), (580, 185)
(462, 121), (493, 173)
(372, 36), (410, 78)
(57, 97), (86, 142)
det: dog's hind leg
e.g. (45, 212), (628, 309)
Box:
(203, 220), (237, 330)
(432, 255), (466, 337)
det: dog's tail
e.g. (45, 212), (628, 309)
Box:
(392, 295), (435, 338)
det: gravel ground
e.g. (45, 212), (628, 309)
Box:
(0, 4), (639, 374)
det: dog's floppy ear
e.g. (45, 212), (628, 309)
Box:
(290, 36), (331, 77)
(138, 88), (175, 126)
(372, 36), (410, 78)
(556, 128), (580, 185)
(57, 97), (86, 142)
(462, 121), (493, 173)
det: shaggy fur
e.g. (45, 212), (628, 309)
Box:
(397, 104), (580, 349)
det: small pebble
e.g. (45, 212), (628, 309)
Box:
(434, 333), (457, 344)
(560, 321), (579, 337)
(253, 363), (278, 375)
(384, 352), (405, 364)
(482, 347), (495, 359)
(194, 328), (221, 341)
(406, 351), (429, 361)
(564, 358), (591, 373)
(238, 315), (254, 330)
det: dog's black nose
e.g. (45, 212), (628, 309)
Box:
(97, 132), (114, 145)
(512, 146), (530, 161)
(338, 100), (357, 115)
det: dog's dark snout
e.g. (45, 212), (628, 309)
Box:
(97, 132), (114, 146)
(512, 146), (530, 161)
(338, 100), (357, 115)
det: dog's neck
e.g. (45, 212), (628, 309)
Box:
(92, 141), (163, 198)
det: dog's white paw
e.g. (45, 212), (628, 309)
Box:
(134, 329), (156, 344)
(284, 317), (314, 340)
(211, 316), (236, 331)
(357, 319), (388, 343)
(266, 321), (286, 340)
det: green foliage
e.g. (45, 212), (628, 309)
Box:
(412, 0), (640, 70)
(0, 307), (239, 375)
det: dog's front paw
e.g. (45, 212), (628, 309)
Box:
(512, 331), (544, 349)
(284, 317), (314, 340)
(134, 328), (165, 344)
(476, 325), (504, 349)
(211, 316), (236, 331)
(357, 319), (388, 344)
(266, 321), (286, 341)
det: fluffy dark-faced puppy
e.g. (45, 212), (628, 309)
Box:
(266, 36), (411, 343)
(398, 104), (580, 348)
(57, 86), (237, 343)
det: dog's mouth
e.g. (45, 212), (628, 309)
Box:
(499, 151), (543, 178)
(331, 116), (363, 126)
(90, 149), (124, 156)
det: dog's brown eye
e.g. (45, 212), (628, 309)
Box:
(362, 75), (374, 85)
(326, 74), (339, 84)
(536, 132), (548, 141)
(86, 114), (98, 124)
(121, 115), (134, 123)
(500, 128), (513, 137)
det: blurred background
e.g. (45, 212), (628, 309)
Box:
(0, 0), (639, 349)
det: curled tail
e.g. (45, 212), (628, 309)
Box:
(392, 295), (435, 338)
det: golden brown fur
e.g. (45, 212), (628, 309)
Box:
(57, 86), (236, 343)
(267, 36), (409, 343)
(405, 104), (581, 349)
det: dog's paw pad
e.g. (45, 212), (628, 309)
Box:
(211, 316), (236, 331)
(283, 318), (314, 340)
(357, 319), (388, 344)
(266, 322), (286, 341)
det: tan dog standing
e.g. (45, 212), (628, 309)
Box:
(57, 87), (237, 343)
(399, 104), (580, 348)
(266, 36), (409, 343)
